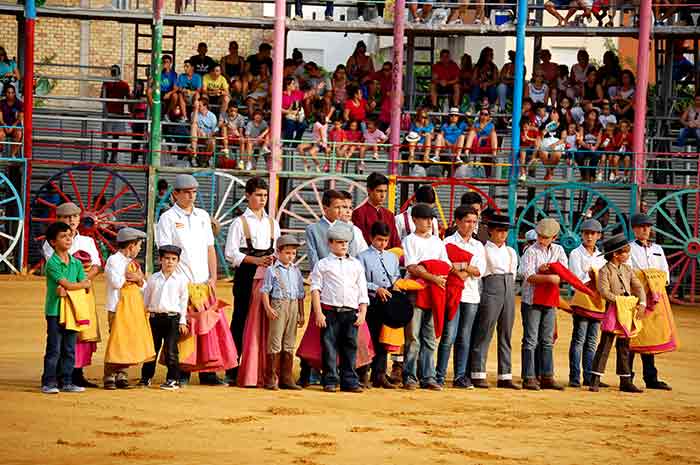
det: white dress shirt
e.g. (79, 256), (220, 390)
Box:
(403, 232), (451, 279)
(569, 244), (606, 283)
(395, 207), (440, 241)
(224, 208), (280, 268)
(483, 241), (518, 277)
(628, 240), (670, 283)
(156, 203), (215, 284)
(104, 251), (133, 312)
(351, 223), (369, 254)
(443, 232), (486, 304)
(143, 271), (190, 324)
(310, 254), (369, 309)
(520, 241), (568, 306)
(42, 232), (101, 266)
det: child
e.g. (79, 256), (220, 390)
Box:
(409, 107), (434, 164)
(564, 121), (579, 164)
(344, 120), (364, 173)
(567, 219), (606, 387)
(402, 203), (451, 391)
(358, 222), (401, 389)
(40, 222), (92, 394)
(611, 119), (632, 182)
(261, 235), (305, 390)
(590, 233), (646, 393)
(362, 118), (388, 164)
(219, 103), (246, 160)
(298, 110), (328, 172)
(243, 110), (271, 171)
(140, 245), (190, 390)
(103, 227), (155, 390)
(469, 213), (520, 389)
(339, 190), (369, 256)
(328, 117), (348, 172)
(311, 224), (369, 393)
(434, 108), (467, 164)
(598, 101), (618, 128)
(599, 121), (617, 182)
(518, 119), (541, 181)
(520, 217), (568, 390)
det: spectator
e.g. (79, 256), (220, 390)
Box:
(581, 68), (605, 106)
(408, 0), (433, 23)
(163, 101), (189, 146)
(129, 79), (148, 165)
(518, 118), (540, 181)
(539, 111), (565, 180)
(157, 179), (170, 204)
(293, 0), (334, 20)
(101, 64), (130, 164)
(563, 121), (580, 164)
(343, 84), (375, 126)
(544, 0), (570, 26)
(599, 121), (617, 180)
(591, 0), (615, 26)
(281, 76), (309, 142)
(525, 71), (550, 107)
(291, 48), (305, 77)
(244, 109), (271, 170)
(301, 62), (330, 117)
(344, 120), (365, 172)
(675, 94), (700, 150)
(447, 0), (469, 24)
(611, 119), (632, 182)
(189, 42), (217, 76)
(536, 49), (559, 87)
(245, 62), (271, 116)
(672, 43), (694, 83)
(331, 65), (350, 107)
(459, 54), (474, 103)
(407, 107), (434, 163)
(434, 107), (467, 164)
(346, 42), (375, 86)
(497, 50), (517, 113)
(175, 59), (202, 114)
(329, 117), (348, 172)
(366, 61), (393, 105)
(159, 54), (178, 113)
(569, 49), (594, 99)
(609, 69), (635, 120)
(597, 51), (622, 92)
(190, 97), (218, 166)
(219, 103), (246, 158)
(598, 101), (617, 127)
(220, 41), (247, 99)
(534, 102), (550, 127)
(430, 49), (461, 110)
(576, 109), (602, 182)
(0, 84), (22, 157)
(203, 64), (230, 117)
(0, 46), (20, 86)
(557, 64), (572, 103)
(245, 43), (273, 80)
(464, 106), (498, 160)
(298, 109), (329, 172)
(362, 118), (388, 163)
(564, 0), (592, 25)
(559, 96), (576, 126)
(470, 47), (499, 113)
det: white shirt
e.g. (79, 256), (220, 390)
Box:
(569, 244), (606, 283)
(395, 207), (440, 241)
(403, 232), (450, 279)
(351, 223), (368, 255)
(104, 251), (133, 312)
(310, 254), (369, 309)
(224, 208), (280, 268)
(628, 241), (670, 284)
(143, 271), (190, 325)
(483, 241), (518, 276)
(42, 232), (101, 266)
(156, 203), (215, 284)
(443, 232), (486, 304)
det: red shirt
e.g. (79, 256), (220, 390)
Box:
(521, 128), (540, 147)
(103, 80), (130, 114)
(344, 98), (369, 122)
(432, 61), (460, 83)
(613, 131), (631, 151)
(351, 202), (401, 249)
(368, 70), (393, 95)
(345, 129), (363, 143)
(329, 128), (347, 143)
(282, 90), (304, 110)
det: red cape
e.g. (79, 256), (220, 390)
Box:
(533, 262), (594, 307)
(445, 243), (474, 322)
(415, 259), (453, 338)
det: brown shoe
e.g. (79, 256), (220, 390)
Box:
(540, 377), (565, 391)
(389, 362), (403, 385)
(403, 382), (418, 390)
(279, 352), (302, 390)
(421, 381), (443, 391)
(496, 379), (521, 390)
(589, 374), (600, 392)
(373, 374), (398, 389)
(342, 385), (364, 393)
(358, 366), (372, 389)
(264, 353), (280, 390)
(620, 377), (643, 393)
(522, 377), (540, 390)
(472, 378), (490, 389)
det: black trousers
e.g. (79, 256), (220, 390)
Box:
(321, 309), (359, 389)
(629, 353), (659, 384)
(366, 300), (387, 380)
(592, 332), (631, 377)
(141, 314), (180, 382)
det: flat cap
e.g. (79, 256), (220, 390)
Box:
(411, 203), (435, 219)
(580, 218), (603, 232)
(525, 229), (538, 241)
(535, 217), (560, 238)
(158, 244), (182, 257)
(630, 213), (654, 227)
(600, 233), (630, 256)
(174, 174), (198, 190)
(327, 224), (353, 242)
(116, 227), (147, 243)
(56, 202), (81, 217)
(277, 234), (302, 249)
(487, 213), (512, 229)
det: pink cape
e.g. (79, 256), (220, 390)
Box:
(74, 341), (96, 368)
(236, 278), (269, 387)
(601, 303), (634, 337)
(296, 311), (375, 370)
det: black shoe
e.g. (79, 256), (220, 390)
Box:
(472, 378), (490, 389)
(620, 377), (644, 393)
(497, 379), (521, 390)
(323, 385), (337, 393)
(569, 380), (582, 388)
(199, 374), (226, 386)
(646, 380), (672, 391)
(137, 378), (151, 388)
(104, 380), (117, 390)
(116, 379), (132, 389)
(453, 378), (474, 389)
(74, 376), (99, 388)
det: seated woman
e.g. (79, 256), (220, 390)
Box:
(470, 47), (500, 112)
(459, 54), (474, 104)
(245, 63), (271, 117)
(346, 41), (374, 89)
(463, 107), (498, 172)
(220, 40), (248, 100)
(407, 107), (435, 164)
(497, 50), (517, 113)
(0, 84), (23, 157)
(281, 76), (316, 142)
(609, 70), (635, 121)
(0, 46), (20, 97)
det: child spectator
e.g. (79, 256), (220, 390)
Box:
(408, 107), (434, 164)
(298, 110), (328, 173)
(140, 245), (189, 390)
(0, 84), (22, 157)
(219, 104), (246, 159)
(329, 118), (348, 172)
(344, 120), (365, 173)
(362, 118), (388, 163)
(534, 103), (550, 128)
(525, 71), (550, 106)
(576, 109), (602, 182)
(103, 227), (155, 390)
(160, 55), (178, 113)
(261, 235), (305, 391)
(598, 101), (618, 127)
(190, 97), (218, 166)
(434, 108), (467, 164)
(518, 119), (540, 182)
(40, 222), (92, 394)
(175, 59), (202, 113)
(599, 121), (617, 181)
(311, 224), (369, 393)
(612, 119), (632, 182)
(202, 64), (230, 117)
(539, 113), (565, 180)
(244, 110), (271, 171)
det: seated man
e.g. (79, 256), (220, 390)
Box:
(175, 59), (202, 115)
(190, 97), (218, 167)
(203, 64), (230, 118)
(431, 49), (461, 110)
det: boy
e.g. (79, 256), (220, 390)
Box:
(567, 218), (606, 387)
(243, 110), (271, 171)
(439, 206), (485, 388)
(358, 222), (401, 389)
(41, 222), (92, 394)
(470, 213), (520, 389)
(261, 235), (305, 391)
(612, 119), (632, 182)
(520, 217), (568, 390)
(627, 213), (672, 390)
(219, 103), (246, 159)
(518, 118), (541, 182)
(395, 185), (440, 241)
(305, 189), (351, 269)
(311, 224), (369, 393)
(140, 245), (190, 390)
(352, 173), (401, 249)
(103, 227), (154, 390)
(339, 190), (368, 256)
(402, 203), (450, 391)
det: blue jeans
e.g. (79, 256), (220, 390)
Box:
(496, 83), (513, 111)
(574, 148), (600, 179)
(282, 118), (306, 142)
(42, 316), (77, 387)
(436, 302), (478, 385)
(470, 84), (497, 105)
(521, 305), (556, 379)
(320, 309), (359, 389)
(403, 307), (437, 386)
(676, 127), (700, 148)
(568, 315), (600, 384)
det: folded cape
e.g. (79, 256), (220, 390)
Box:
(445, 243), (474, 322)
(568, 270), (606, 319)
(533, 261), (594, 308)
(630, 268), (679, 354)
(415, 259), (452, 338)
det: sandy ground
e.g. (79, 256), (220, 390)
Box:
(0, 276), (699, 465)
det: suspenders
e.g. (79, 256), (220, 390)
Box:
(240, 215), (275, 257)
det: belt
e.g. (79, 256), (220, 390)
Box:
(150, 312), (180, 318)
(321, 304), (357, 312)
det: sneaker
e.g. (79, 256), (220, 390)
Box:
(594, 172), (603, 182)
(61, 384), (86, 393)
(453, 378), (474, 389)
(160, 379), (180, 391)
(609, 172), (616, 182)
(115, 379), (132, 389)
(421, 381), (443, 391)
(237, 160), (245, 170)
(245, 160), (254, 171)
(41, 385), (60, 394)
(323, 385), (337, 393)
(429, 155), (440, 163)
(137, 378), (151, 388)
(371, 16), (384, 24)
(325, 15), (334, 21)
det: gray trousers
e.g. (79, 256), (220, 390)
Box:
(470, 274), (515, 380)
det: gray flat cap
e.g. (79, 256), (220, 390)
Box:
(158, 244), (182, 257)
(327, 224), (353, 242)
(630, 213), (654, 227)
(535, 217), (560, 238)
(580, 218), (603, 233)
(174, 174), (198, 190)
(116, 227), (147, 243)
(277, 234), (302, 249)
(56, 202), (81, 217)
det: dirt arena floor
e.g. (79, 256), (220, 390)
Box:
(1, 276), (699, 465)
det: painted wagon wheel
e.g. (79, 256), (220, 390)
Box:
(0, 172), (23, 273)
(276, 175), (366, 267)
(399, 179), (501, 230)
(515, 183), (628, 254)
(155, 170), (247, 278)
(647, 189), (700, 305)
(31, 165), (145, 267)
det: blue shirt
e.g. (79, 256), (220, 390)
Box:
(261, 261), (305, 300)
(411, 122), (434, 144)
(358, 246), (400, 294)
(196, 110), (218, 135)
(440, 121), (467, 145)
(176, 73), (202, 91)
(161, 69), (177, 93)
(305, 217), (363, 270)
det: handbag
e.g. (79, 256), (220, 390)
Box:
(371, 253), (413, 329)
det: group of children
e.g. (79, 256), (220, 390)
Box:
(40, 173), (676, 395)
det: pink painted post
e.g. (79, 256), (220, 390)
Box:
(268, 0), (286, 216)
(632, 0), (652, 191)
(389, 0), (406, 176)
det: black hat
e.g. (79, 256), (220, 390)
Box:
(630, 213), (654, 227)
(600, 233), (630, 256)
(158, 244), (182, 257)
(411, 203), (435, 219)
(374, 291), (414, 329)
(487, 213), (511, 229)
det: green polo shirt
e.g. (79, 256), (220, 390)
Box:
(44, 253), (86, 317)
